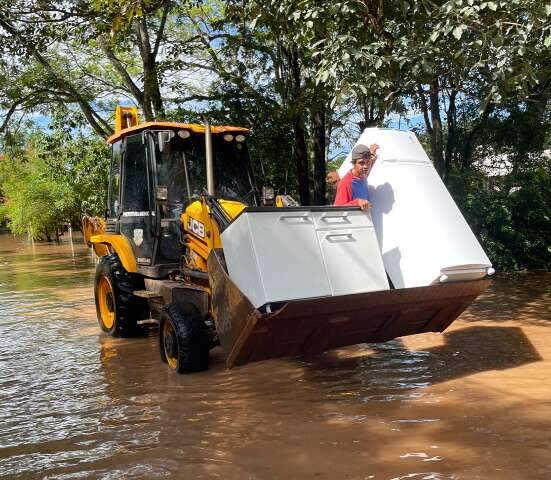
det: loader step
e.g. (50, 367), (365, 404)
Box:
(137, 318), (159, 325)
(133, 290), (163, 299)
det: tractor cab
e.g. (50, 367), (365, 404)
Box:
(105, 110), (256, 278)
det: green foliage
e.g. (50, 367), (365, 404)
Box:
(428, 0), (550, 104)
(32, 129), (111, 218)
(1, 148), (73, 241)
(449, 154), (551, 271)
(0, 129), (109, 240)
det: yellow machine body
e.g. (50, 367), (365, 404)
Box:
(84, 116), (252, 277)
(114, 106), (139, 133)
(107, 121), (248, 145)
(181, 198), (246, 272)
(86, 198), (246, 276)
(83, 216), (138, 272)
(89, 234), (139, 273)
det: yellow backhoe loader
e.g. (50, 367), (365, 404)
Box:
(84, 106), (490, 374)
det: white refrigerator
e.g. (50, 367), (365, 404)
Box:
(337, 128), (493, 289)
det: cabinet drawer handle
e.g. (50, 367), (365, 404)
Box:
(325, 233), (354, 240)
(322, 214), (347, 218)
(321, 214), (348, 220)
(320, 214), (353, 224)
(279, 215), (310, 221)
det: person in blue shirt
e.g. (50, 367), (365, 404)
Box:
(333, 143), (379, 210)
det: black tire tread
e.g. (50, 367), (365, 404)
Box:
(94, 254), (150, 337)
(160, 303), (210, 373)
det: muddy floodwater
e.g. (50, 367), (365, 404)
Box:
(0, 234), (550, 480)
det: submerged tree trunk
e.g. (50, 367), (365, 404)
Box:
(311, 100), (326, 205)
(287, 46), (310, 205)
(444, 88), (458, 182)
(429, 78), (444, 176)
(462, 102), (494, 168)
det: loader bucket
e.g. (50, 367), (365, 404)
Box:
(208, 250), (490, 368)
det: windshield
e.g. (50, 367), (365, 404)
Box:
(154, 132), (255, 205)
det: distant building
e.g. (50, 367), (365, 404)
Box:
(473, 148), (550, 177)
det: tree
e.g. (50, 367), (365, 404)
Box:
(302, 0), (550, 176)
(0, 0), (549, 268)
(0, 1), (114, 136)
(1, 149), (76, 241)
(416, 0), (550, 176)
(0, 0), (185, 136)
(0, 127), (110, 240)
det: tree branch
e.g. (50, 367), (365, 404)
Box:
(133, 14), (164, 118)
(184, 8), (278, 107)
(0, 17), (112, 137)
(417, 83), (432, 134)
(153, 0), (171, 60)
(0, 99), (25, 133)
(174, 94), (221, 103)
(98, 35), (144, 105)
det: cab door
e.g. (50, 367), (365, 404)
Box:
(147, 131), (189, 265)
(105, 141), (122, 234)
(119, 133), (155, 266)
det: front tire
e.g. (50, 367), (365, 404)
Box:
(160, 304), (210, 373)
(94, 254), (150, 337)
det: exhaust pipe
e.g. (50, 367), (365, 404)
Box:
(204, 117), (215, 196)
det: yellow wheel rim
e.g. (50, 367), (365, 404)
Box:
(162, 319), (178, 370)
(98, 275), (115, 330)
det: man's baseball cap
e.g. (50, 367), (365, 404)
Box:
(351, 144), (372, 161)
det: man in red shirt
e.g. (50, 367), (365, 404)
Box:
(334, 143), (379, 210)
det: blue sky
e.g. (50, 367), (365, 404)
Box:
(18, 105), (428, 162)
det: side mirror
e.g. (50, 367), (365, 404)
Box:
(158, 130), (175, 152)
(155, 186), (168, 203)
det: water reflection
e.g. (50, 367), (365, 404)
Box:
(0, 234), (550, 479)
(304, 325), (542, 402)
(462, 271), (551, 325)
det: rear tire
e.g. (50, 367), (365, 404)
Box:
(160, 304), (210, 373)
(94, 254), (150, 337)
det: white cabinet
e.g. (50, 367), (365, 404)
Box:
(221, 210), (330, 308)
(221, 208), (389, 309)
(317, 228), (389, 296)
(245, 210), (331, 304)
